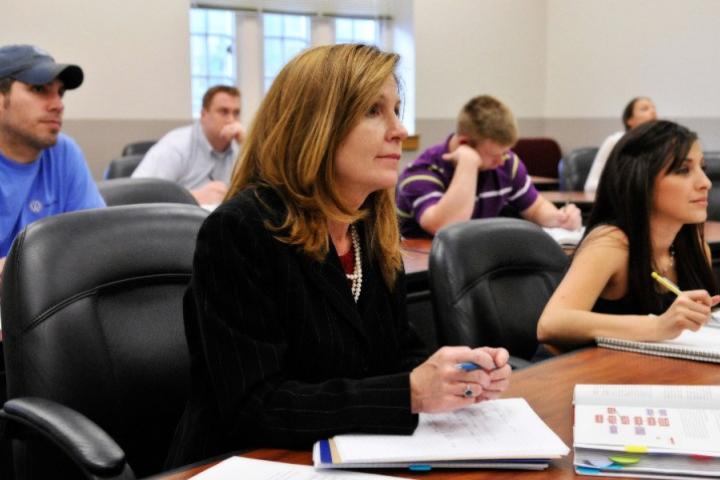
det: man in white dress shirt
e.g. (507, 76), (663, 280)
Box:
(132, 85), (244, 204)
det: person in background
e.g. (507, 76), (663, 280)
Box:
(584, 96), (657, 193)
(538, 120), (718, 349)
(132, 85), (245, 205)
(0, 44), (104, 283)
(166, 44), (511, 467)
(396, 95), (581, 239)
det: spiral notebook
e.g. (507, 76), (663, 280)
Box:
(596, 324), (720, 363)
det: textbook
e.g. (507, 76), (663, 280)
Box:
(596, 322), (720, 364)
(542, 226), (585, 247)
(573, 384), (720, 479)
(313, 398), (569, 471)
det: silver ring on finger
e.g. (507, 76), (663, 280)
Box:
(463, 384), (474, 398)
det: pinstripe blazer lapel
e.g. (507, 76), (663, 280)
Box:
(297, 246), (369, 345)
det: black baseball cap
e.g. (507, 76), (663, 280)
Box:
(0, 44), (83, 89)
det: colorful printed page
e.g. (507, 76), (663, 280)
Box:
(573, 385), (720, 456)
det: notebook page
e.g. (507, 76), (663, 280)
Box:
(331, 398), (568, 463)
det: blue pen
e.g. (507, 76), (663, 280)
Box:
(457, 361), (481, 371)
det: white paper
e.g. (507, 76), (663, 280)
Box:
(190, 457), (408, 479)
(329, 398), (568, 463)
(574, 385), (720, 409)
(542, 226), (585, 246)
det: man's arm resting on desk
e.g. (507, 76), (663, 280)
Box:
(521, 196), (582, 230)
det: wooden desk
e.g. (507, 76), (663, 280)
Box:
(530, 176), (560, 191)
(157, 347), (720, 480)
(542, 190), (595, 206)
(400, 238), (432, 295)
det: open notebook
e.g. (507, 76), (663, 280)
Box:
(596, 316), (720, 363)
(313, 398), (569, 471)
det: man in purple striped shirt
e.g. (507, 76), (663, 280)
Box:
(396, 95), (581, 238)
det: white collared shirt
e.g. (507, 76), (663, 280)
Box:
(132, 122), (239, 189)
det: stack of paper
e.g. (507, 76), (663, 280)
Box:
(573, 384), (720, 479)
(313, 398), (569, 471)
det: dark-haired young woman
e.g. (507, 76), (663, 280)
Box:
(538, 120), (719, 348)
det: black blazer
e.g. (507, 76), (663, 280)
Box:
(167, 187), (428, 467)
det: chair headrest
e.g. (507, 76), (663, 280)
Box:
(431, 218), (569, 292)
(1, 204), (208, 336)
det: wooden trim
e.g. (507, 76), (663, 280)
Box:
(402, 134), (419, 151)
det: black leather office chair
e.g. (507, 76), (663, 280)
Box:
(98, 178), (198, 207)
(429, 218), (569, 368)
(0, 204), (208, 479)
(121, 141), (156, 157)
(105, 154), (145, 179)
(559, 147), (598, 191)
(704, 151), (720, 221)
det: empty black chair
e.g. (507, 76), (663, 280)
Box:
(429, 218), (569, 368)
(98, 178), (198, 207)
(105, 154), (145, 179)
(0, 204), (208, 479)
(559, 147), (598, 191)
(121, 141), (156, 157)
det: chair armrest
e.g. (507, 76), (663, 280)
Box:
(1, 397), (135, 480)
(508, 355), (532, 370)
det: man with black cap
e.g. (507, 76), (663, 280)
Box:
(0, 44), (105, 280)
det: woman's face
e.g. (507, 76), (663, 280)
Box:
(652, 140), (711, 225)
(627, 98), (657, 129)
(334, 75), (408, 208)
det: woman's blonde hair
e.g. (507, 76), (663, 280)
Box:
(226, 44), (402, 288)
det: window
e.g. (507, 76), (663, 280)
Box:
(334, 17), (380, 46)
(189, 8), (236, 116)
(263, 13), (310, 92)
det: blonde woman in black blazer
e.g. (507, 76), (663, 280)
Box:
(167, 44), (511, 468)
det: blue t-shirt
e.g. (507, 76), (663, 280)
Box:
(1, 133), (106, 257)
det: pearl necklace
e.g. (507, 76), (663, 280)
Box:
(346, 225), (362, 303)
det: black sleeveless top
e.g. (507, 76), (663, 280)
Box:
(592, 291), (676, 315)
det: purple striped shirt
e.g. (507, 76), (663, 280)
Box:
(396, 136), (539, 238)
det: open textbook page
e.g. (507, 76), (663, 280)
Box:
(574, 385), (720, 456)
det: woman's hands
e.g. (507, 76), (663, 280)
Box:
(654, 290), (720, 340)
(409, 346), (511, 414)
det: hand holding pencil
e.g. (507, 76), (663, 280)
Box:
(651, 271), (720, 340)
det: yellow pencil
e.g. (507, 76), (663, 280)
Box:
(651, 271), (682, 296)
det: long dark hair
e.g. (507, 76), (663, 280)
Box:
(586, 120), (717, 313)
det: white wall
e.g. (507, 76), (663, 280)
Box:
(414, 0), (548, 119)
(545, 0), (720, 119)
(1, 0), (191, 120)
